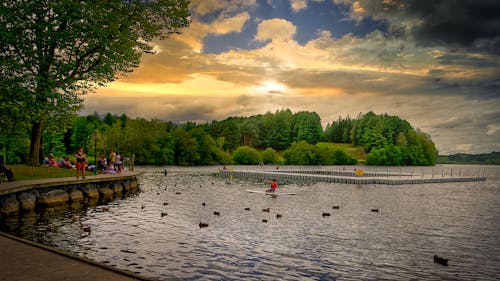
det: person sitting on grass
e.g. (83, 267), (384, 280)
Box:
(47, 154), (58, 167)
(0, 162), (14, 182)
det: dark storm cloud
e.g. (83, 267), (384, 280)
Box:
(357, 0), (500, 52)
(404, 0), (500, 47)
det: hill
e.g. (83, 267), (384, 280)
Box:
(437, 152), (500, 165)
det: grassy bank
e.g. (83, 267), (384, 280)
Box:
(317, 142), (367, 161)
(8, 165), (76, 181)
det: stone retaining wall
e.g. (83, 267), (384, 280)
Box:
(0, 177), (139, 218)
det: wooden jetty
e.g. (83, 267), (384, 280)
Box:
(219, 168), (486, 185)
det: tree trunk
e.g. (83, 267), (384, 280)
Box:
(27, 121), (43, 166)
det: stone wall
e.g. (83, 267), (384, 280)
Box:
(0, 177), (139, 218)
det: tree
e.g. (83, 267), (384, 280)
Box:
(293, 111), (323, 144)
(1, 0), (190, 165)
(173, 128), (199, 166)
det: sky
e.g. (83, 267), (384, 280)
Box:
(82, 0), (500, 155)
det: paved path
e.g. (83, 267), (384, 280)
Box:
(0, 232), (155, 281)
(0, 171), (158, 281)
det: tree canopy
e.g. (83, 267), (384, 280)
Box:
(0, 0), (190, 165)
(3, 108), (439, 166)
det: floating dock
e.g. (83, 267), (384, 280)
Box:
(219, 168), (486, 185)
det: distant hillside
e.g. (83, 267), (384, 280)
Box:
(437, 152), (500, 165)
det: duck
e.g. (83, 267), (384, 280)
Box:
(371, 209), (379, 212)
(163, 202), (169, 206)
(244, 207), (250, 211)
(161, 212), (168, 217)
(322, 213), (331, 217)
(176, 192), (181, 195)
(199, 222), (209, 228)
(332, 206), (340, 209)
(201, 202), (206, 207)
(434, 255), (449, 266)
(262, 208), (270, 212)
(276, 214), (282, 219)
(82, 225), (91, 233)
(213, 211), (220, 216)
(262, 219), (268, 223)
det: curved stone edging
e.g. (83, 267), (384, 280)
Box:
(0, 176), (140, 219)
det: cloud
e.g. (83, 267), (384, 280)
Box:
(290, 0), (307, 12)
(190, 0), (257, 16)
(335, 0), (500, 53)
(89, 1), (500, 154)
(255, 18), (297, 42)
(174, 12), (251, 52)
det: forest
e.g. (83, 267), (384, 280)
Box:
(1, 110), (438, 166)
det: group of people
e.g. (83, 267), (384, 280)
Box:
(44, 147), (123, 179)
(45, 154), (74, 169)
(96, 149), (123, 175)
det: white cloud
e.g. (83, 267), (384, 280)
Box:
(290, 0), (307, 12)
(255, 18), (297, 42)
(174, 12), (251, 52)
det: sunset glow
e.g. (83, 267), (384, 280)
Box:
(84, 0), (500, 154)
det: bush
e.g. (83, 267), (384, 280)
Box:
(366, 145), (402, 166)
(232, 146), (261, 165)
(282, 141), (317, 165)
(261, 147), (279, 164)
(216, 150), (233, 165)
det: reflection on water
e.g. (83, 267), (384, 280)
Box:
(1, 165), (500, 280)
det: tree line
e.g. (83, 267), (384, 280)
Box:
(1, 110), (438, 166)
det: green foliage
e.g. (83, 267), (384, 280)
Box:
(293, 111), (323, 144)
(261, 147), (279, 164)
(313, 142), (357, 165)
(3, 107), (439, 166)
(232, 146), (261, 165)
(366, 145), (403, 166)
(325, 116), (353, 143)
(174, 128), (199, 166)
(259, 110), (294, 150)
(216, 150), (233, 165)
(282, 141), (317, 165)
(1, 0), (190, 165)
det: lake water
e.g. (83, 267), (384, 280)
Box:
(1, 165), (499, 280)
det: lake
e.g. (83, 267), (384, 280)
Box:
(1, 165), (499, 280)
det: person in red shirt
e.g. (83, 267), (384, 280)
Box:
(266, 179), (278, 192)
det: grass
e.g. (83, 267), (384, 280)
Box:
(316, 142), (367, 161)
(8, 164), (77, 181)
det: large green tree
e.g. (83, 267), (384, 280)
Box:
(0, 0), (190, 165)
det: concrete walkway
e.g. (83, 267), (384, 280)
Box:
(0, 232), (155, 281)
(0, 171), (159, 281)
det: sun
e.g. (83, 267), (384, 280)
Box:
(257, 80), (287, 94)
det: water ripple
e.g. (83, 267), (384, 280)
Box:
(1, 166), (499, 280)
